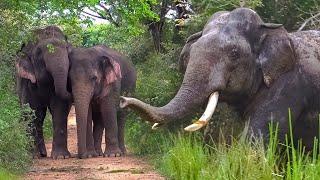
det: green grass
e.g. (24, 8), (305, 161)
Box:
(0, 168), (17, 180)
(155, 110), (320, 180)
(159, 133), (209, 180)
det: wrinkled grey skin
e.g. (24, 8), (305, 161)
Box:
(69, 45), (136, 158)
(16, 26), (72, 158)
(178, 11), (229, 73)
(121, 8), (320, 150)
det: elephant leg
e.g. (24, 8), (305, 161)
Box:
(101, 98), (121, 157)
(33, 107), (47, 157)
(86, 103), (98, 158)
(49, 97), (71, 159)
(117, 109), (127, 155)
(293, 111), (319, 151)
(93, 111), (104, 156)
(248, 97), (304, 144)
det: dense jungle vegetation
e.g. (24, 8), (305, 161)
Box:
(0, 0), (320, 179)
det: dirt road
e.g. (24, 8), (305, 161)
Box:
(25, 107), (164, 180)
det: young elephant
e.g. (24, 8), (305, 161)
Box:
(16, 26), (72, 158)
(69, 45), (136, 158)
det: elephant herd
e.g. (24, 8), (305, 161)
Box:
(16, 26), (136, 158)
(16, 8), (320, 159)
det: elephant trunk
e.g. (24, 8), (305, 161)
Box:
(45, 49), (71, 100)
(120, 79), (211, 124)
(120, 87), (211, 124)
(51, 69), (71, 100)
(120, 47), (227, 126)
(72, 85), (93, 157)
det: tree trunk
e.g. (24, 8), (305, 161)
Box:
(148, 0), (169, 53)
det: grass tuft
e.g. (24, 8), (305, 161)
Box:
(160, 134), (208, 180)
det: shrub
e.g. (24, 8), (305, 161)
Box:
(125, 47), (183, 155)
(0, 64), (32, 173)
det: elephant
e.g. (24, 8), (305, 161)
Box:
(68, 45), (136, 158)
(16, 25), (72, 158)
(120, 8), (320, 150)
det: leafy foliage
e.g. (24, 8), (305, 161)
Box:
(0, 8), (34, 174)
(125, 44), (182, 155)
(0, 64), (32, 173)
(257, 0), (320, 31)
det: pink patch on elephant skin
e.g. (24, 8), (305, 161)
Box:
(16, 63), (36, 83)
(105, 60), (122, 85)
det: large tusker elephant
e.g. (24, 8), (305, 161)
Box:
(69, 45), (136, 158)
(16, 25), (72, 158)
(120, 8), (320, 150)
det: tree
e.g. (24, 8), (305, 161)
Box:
(80, 0), (169, 52)
(256, 0), (320, 31)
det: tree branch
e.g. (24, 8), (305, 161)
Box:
(98, 3), (120, 27)
(298, 12), (320, 31)
(82, 10), (106, 20)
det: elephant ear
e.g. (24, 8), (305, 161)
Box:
(16, 55), (36, 83)
(101, 56), (122, 85)
(178, 31), (202, 73)
(257, 23), (295, 87)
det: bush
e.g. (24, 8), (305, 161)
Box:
(0, 9), (34, 173)
(125, 45), (183, 155)
(0, 64), (32, 173)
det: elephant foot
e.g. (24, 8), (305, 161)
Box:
(77, 150), (97, 159)
(38, 144), (47, 157)
(120, 146), (127, 156)
(77, 152), (89, 159)
(87, 150), (99, 158)
(32, 151), (47, 159)
(51, 149), (71, 159)
(104, 146), (122, 157)
(31, 146), (47, 158)
(95, 148), (103, 156)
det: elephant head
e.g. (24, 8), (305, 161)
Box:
(120, 8), (295, 130)
(16, 25), (72, 100)
(68, 46), (122, 156)
(178, 11), (229, 73)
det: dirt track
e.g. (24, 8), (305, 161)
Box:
(25, 107), (164, 180)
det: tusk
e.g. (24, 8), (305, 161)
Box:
(184, 92), (219, 132)
(152, 123), (161, 130)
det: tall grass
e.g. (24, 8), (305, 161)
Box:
(0, 168), (17, 180)
(159, 133), (208, 180)
(157, 110), (320, 180)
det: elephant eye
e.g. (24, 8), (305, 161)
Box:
(230, 48), (240, 61)
(90, 75), (97, 81)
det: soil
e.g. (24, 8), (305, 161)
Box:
(25, 107), (164, 180)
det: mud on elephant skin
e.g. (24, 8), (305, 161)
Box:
(69, 45), (136, 158)
(16, 25), (72, 158)
(120, 8), (320, 150)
